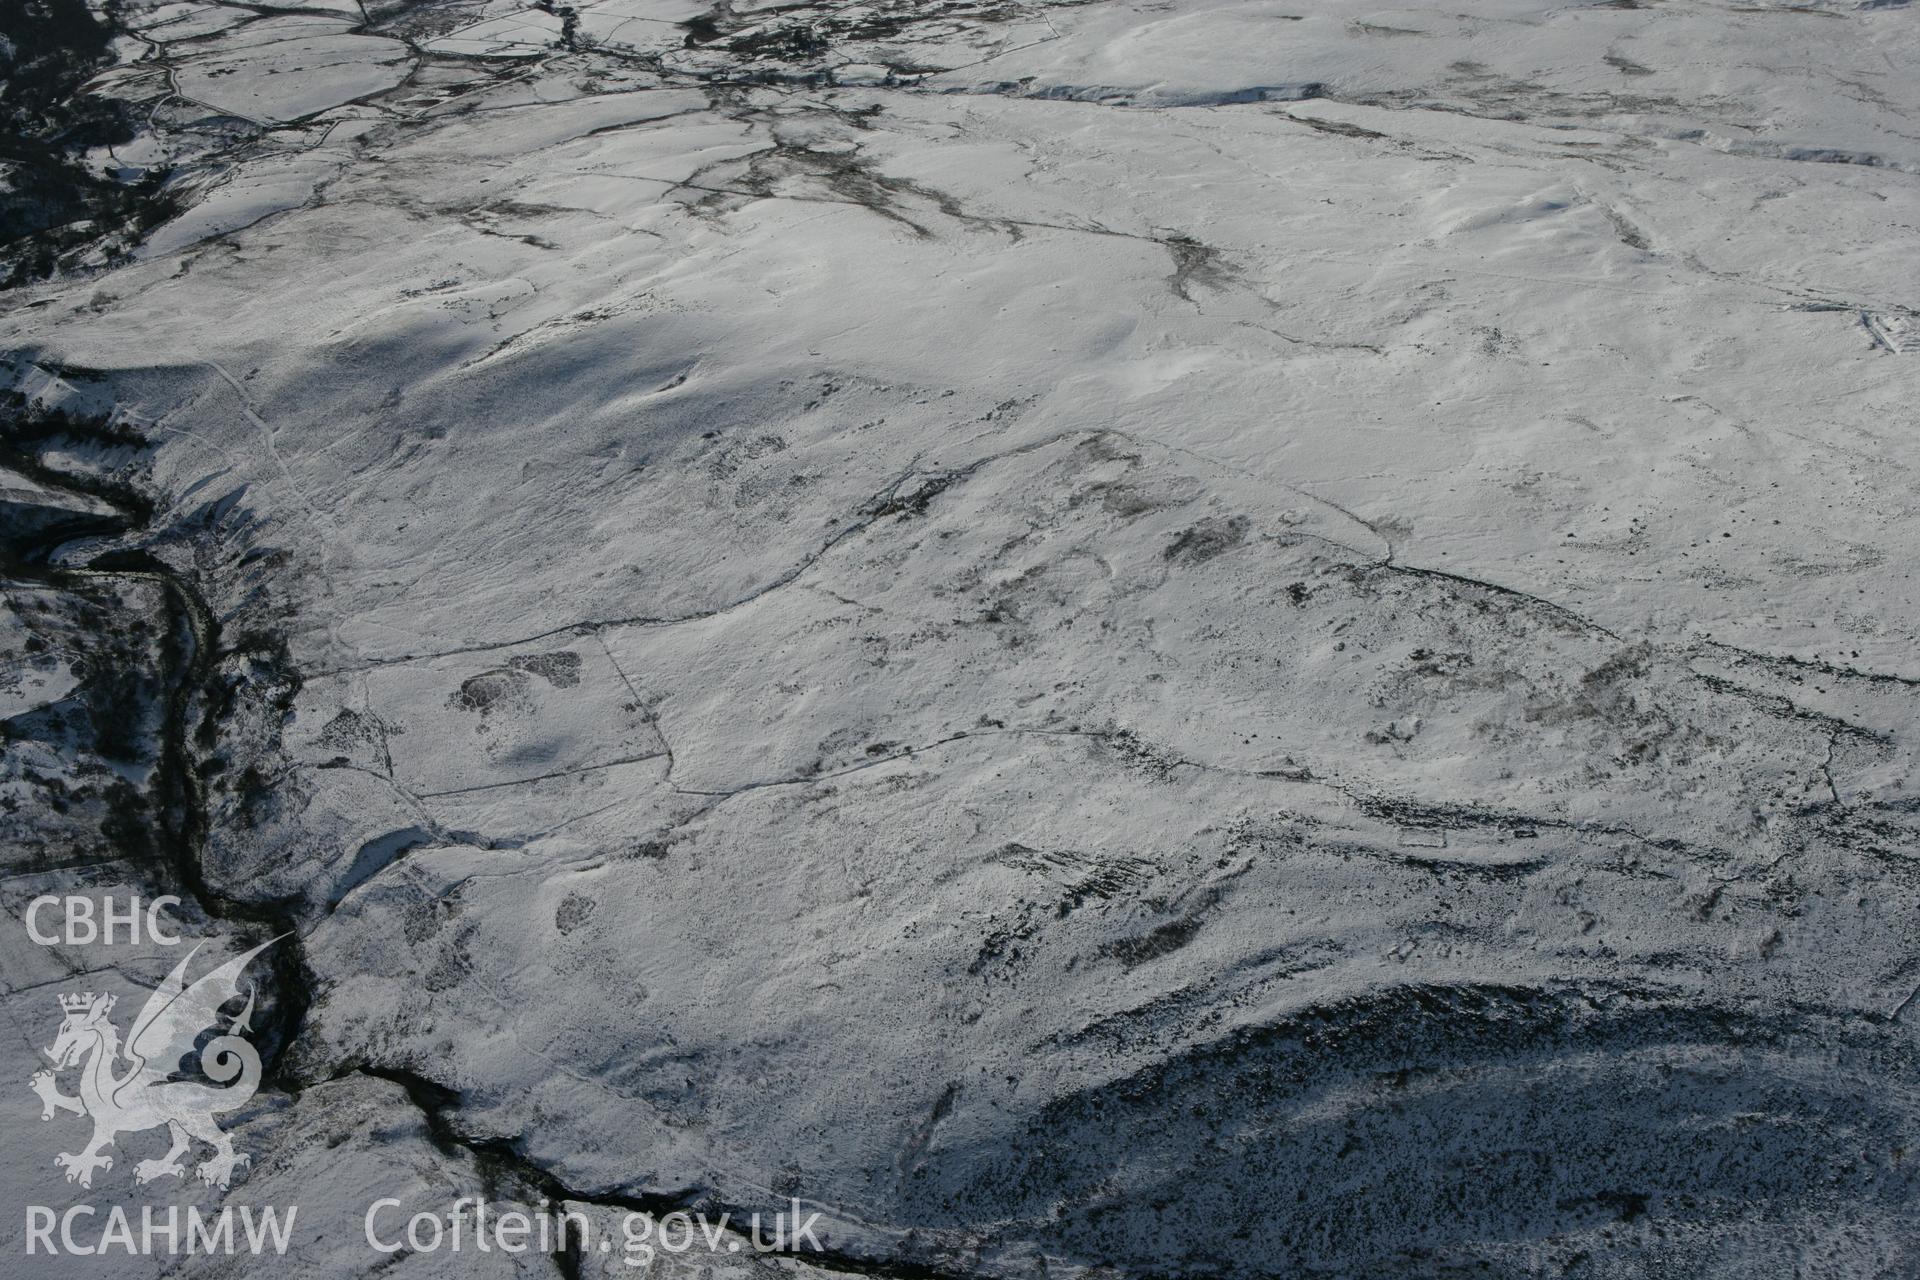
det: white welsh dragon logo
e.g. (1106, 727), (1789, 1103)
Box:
(29, 938), (279, 1190)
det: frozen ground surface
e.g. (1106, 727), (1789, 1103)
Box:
(3, 0), (1919, 1274)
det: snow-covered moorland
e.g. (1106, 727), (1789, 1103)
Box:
(2, 0), (1918, 1273)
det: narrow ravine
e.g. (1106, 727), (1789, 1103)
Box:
(1, 395), (310, 1107)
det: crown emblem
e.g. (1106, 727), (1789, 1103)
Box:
(57, 992), (108, 1014)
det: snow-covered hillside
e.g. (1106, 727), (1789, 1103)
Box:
(3, 0), (1917, 1274)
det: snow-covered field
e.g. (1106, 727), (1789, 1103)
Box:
(3, 0), (1918, 1273)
